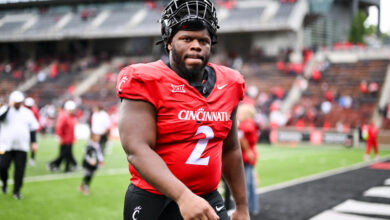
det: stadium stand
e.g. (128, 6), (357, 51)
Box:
(272, 1), (296, 24)
(294, 58), (389, 130)
(0, 0), (388, 146)
(219, 6), (265, 29)
(59, 11), (96, 36)
(24, 11), (66, 36)
(131, 7), (161, 34)
(95, 2), (143, 32)
(0, 20), (24, 34)
(243, 61), (295, 95)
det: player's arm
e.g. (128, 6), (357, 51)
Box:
(222, 107), (250, 220)
(118, 99), (219, 220)
(55, 115), (64, 137)
(239, 134), (254, 164)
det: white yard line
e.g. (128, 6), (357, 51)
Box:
(310, 210), (388, 220)
(256, 156), (390, 194)
(7, 168), (129, 185)
(333, 200), (390, 216)
(6, 156), (390, 192)
(364, 186), (390, 199)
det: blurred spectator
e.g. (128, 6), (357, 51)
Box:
(338, 95), (352, 109)
(321, 101), (332, 114)
(24, 97), (40, 166)
(368, 81), (378, 96)
(322, 120), (331, 131)
(336, 121), (344, 133)
(48, 100), (78, 172)
(5, 64), (12, 74)
(237, 104), (259, 217)
(276, 61), (285, 71)
(296, 78), (308, 91)
(269, 101), (289, 128)
(12, 70), (22, 80)
(295, 118), (305, 131)
(363, 120), (379, 161)
(272, 87), (284, 100)
(256, 92), (270, 107)
(302, 48), (313, 65)
(49, 63), (58, 79)
(0, 91), (39, 200)
(287, 63), (303, 75)
(311, 68), (321, 81)
(91, 105), (111, 154)
(232, 55), (243, 70)
(79, 133), (104, 196)
(318, 59), (331, 72)
(37, 70), (47, 82)
(324, 90), (334, 102)
(360, 80), (368, 93)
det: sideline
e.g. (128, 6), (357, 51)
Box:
(7, 156), (390, 189)
(256, 155), (390, 194)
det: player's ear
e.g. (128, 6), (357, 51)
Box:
(167, 42), (172, 51)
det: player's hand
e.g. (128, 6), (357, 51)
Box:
(230, 205), (250, 220)
(177, 190), (220, 220)
(31, 143), (38, 152)
(247, 150), (254, 163)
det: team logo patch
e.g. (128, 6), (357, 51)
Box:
(171, 84), (186, 93)
(132, 206), (142, 220)
(117, 75), (129, 93)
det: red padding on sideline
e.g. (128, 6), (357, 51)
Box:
(370, 162), (390, 170)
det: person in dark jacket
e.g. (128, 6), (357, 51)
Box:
(79, 133), (103, 195)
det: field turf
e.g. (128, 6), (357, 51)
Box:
(1, 136), (389, 219)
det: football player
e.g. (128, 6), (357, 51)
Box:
(117, 0), (250, 219)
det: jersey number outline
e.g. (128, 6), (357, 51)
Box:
(185, 125), (214, 166)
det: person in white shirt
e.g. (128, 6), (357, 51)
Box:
(91, 105), (111, 154)
(0, 91), (39, 200)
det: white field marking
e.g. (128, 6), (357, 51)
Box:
(385, 178), (390, 185)
(256, 155), (390, 194)
(310, 210), (388, 220)
(333, 200), (390, 216)
(364, 187), (390, 199)
(6, 168), (128, 185)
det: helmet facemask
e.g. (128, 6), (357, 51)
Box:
(158, 0), (219, 52)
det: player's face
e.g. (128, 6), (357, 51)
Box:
(14, 102), (22, 109)
(168, 29), (211, 81)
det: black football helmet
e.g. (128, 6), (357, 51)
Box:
(158, 0), (219, 52)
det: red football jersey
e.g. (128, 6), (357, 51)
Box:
(238, 119), (259, 166)
(117, 60), (245, 195)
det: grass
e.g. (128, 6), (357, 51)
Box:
(256, 143), (390, 187)
(1, 136), (389, 219)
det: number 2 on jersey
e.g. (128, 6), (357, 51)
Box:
(185, 125), (214, 166)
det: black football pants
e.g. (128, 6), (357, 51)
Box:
(124, 184), (229, 220)
(50, 144), (77, 171)
(0, 150), (27, 194)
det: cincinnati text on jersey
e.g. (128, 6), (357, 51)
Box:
(178, 109), (229, 121)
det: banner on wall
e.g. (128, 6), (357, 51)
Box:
(271, 128), (352, 145)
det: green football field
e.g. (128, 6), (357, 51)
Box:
(1, 136), (389, 220)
